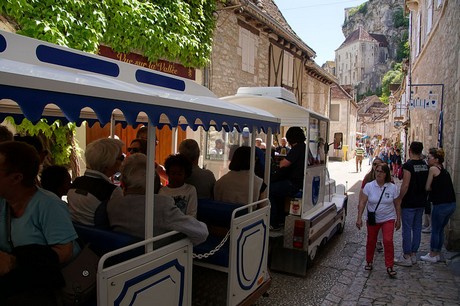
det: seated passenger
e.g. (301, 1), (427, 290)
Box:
(275, 137), (291, 155)
(269, 127), (306, 229)
(14, 135), (49, 186)
(40, 165), (72, 199)
(178, 139), (216, 199)
(317, 137), (326, 164)
(214, 146), (263, 204)
(241, 127), (265, 178)
(127, 138), (148, 155)
(14, 135), (49, 167)
(209, 138), (224, 155)
(0, 141), (79, 303)
(136, 127), (168, 183)
(107, 153), (208, 245)
(159, 154), (198, 217)
(127, 138), (161, 193)
(67, 138), (124, 226)
(0, 125), (13, 142)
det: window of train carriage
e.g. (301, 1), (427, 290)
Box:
(205, 127), (240, 161)
(308, 117), (329, 165)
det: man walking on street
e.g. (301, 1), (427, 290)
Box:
(354, 143), (365, 172)
(395, 141), (429, 267)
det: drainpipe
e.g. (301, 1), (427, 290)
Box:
(346, 95), (350, 150)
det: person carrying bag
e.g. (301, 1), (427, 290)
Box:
(356, 164), (401, 278)
(367, 187), (386, 226)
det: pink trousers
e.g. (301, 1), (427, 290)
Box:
(366, 219), (395, 268)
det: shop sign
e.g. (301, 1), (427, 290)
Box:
(98, 45), (196, 80)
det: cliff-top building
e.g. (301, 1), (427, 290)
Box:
(335, 26), (389, 95)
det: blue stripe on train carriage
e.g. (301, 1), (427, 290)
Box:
(312, 176), (320, 206)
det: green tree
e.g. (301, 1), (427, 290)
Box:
(393, 8), (409, 28)
(380, 63), (403, 103)
(396, 36), (410, 62)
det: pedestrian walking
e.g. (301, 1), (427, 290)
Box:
(394, 141), (429, 267)
(368, 144), (375, 165)
(356, 164), (401, 278)
(392, 148), (402, 179)
(360, 157), (385, 252)
(388, 147), (395, 175)
(353, 143), (365, 172)
(420, 148), (456, 262)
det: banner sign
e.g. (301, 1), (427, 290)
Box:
(98, 45), (196, 80)
(408, 94), (438, 110)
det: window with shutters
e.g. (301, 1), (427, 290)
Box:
(282, 51), (294, 87)
(239, 27), (255, 74)
(427, 0), (433, 34)
(330, 104), (340, 121)
(416, 13), (421, 56)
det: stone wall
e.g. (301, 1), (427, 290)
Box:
(210, 10), (270, 97)
(407, 0), (460, 250)
(211, 10), (331, 120)
(330, 98), (358, 160)
(302, 76), (329, 116)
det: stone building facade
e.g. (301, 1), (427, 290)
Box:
(357, 95), (390, 140)
(329, 85), (357, 161)
(335, 26), (390, 95)
(210, 0), (335, 119)
(404, 0), (460, 250)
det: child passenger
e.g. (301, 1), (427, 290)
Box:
(159, 154), (198, 217)
(41, 165), (72, 199)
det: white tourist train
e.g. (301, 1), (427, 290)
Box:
(0, 30), (346, 305)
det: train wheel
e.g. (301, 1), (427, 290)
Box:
(308, 245), (318, 262)
(337, 222), (345, 234)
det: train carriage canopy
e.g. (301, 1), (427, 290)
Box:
(222, 87), (329, 126)
(0, 30), (280, 133)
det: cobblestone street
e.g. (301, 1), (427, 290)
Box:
(257, 158), (460, 305)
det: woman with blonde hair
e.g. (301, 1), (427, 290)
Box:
(67, 138), (124, 226)
(421, 148), (456, 262)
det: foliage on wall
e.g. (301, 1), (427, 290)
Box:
(393, 8), (409, 28)
(380, 63), (403, 103)
(348, 2), (368, 18)
(6, 117), (79, 167)
(1, 0), (217, 174)
(0, 0), (217, 67)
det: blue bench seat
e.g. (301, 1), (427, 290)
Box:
(193, 199), (248, 267)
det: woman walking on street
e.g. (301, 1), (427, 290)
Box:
(420, 148), (456, 262)
(356, 164), (401, 278)
(360, 157), (385, 252)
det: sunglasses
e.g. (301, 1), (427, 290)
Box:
(128, 147), (141, 153)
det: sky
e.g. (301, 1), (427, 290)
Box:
(276, 0), (368, 66)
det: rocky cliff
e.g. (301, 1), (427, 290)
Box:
(343, 0), (407, 63)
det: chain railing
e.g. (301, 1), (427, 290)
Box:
(192, 230), (230, 259)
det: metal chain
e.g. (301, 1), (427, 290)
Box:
(192, 230), (231, 259)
